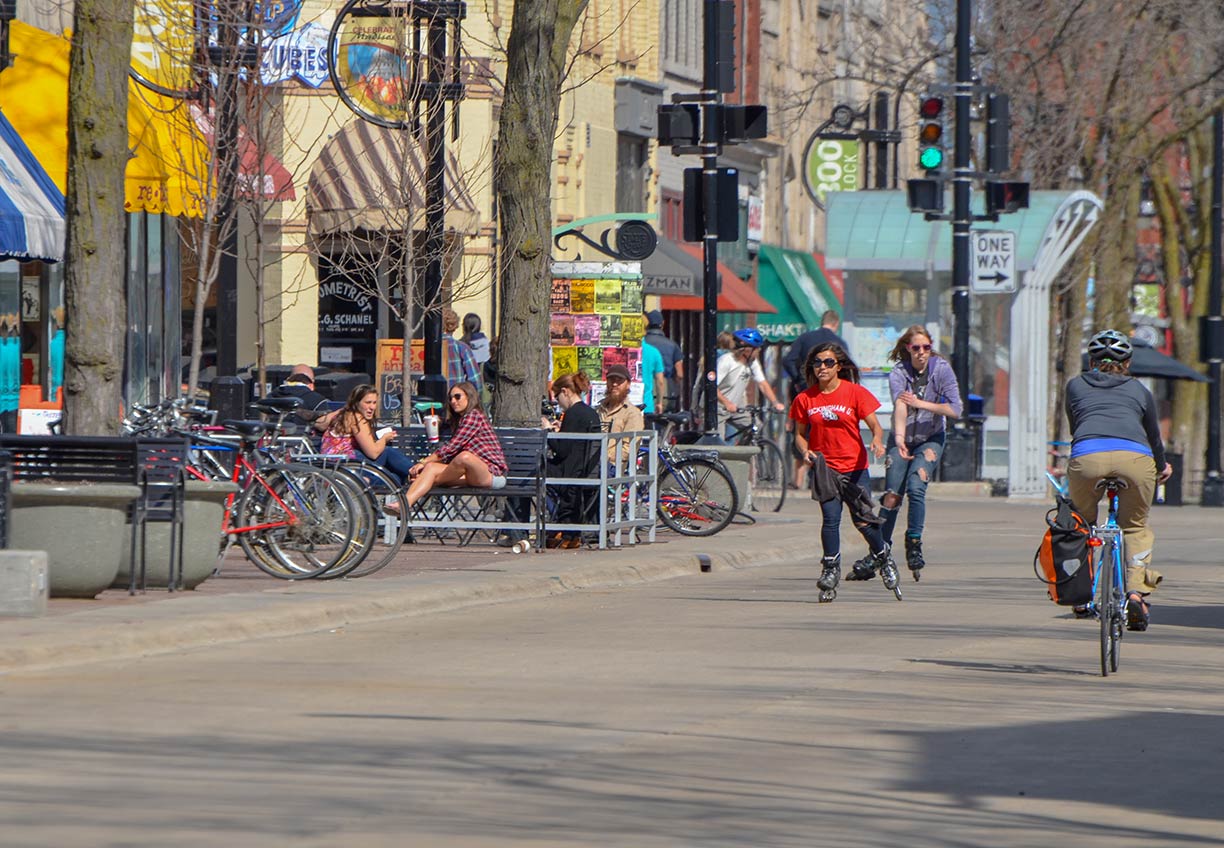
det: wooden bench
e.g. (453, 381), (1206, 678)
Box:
(395, 426), (547, 547)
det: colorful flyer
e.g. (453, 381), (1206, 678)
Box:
(620, 314), (644, 347)
(626, 347), (641, 381)
(550, 278), (571, 312)
(599, 314), (622, 347)
(569, 279), (595, 313)
(620, 278), (643, 314)
(573, 314), (601, 346)
(602, 346), (628, 376)
(577, 346), (603, 376)
(549, 313), (576, 346)
(594, 279), (622, 314)
(552, 345), (578, 380)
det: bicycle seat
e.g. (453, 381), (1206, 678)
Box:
(221, 419), (269, 440)
(645, 412), (693, 426)
(1094, 477), (1130, 491)
(252, 397), (303, 415)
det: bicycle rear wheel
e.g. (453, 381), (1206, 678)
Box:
(319, 462), (409, 579)
(1098, 538), (1118, 677)
(657, 456), (739, 536)
(749, 439), (786, 513)
(237, 464), (359, 579)
(1108, 542), (1123, 673)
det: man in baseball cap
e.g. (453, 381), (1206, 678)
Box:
(597, 363), (644, 466)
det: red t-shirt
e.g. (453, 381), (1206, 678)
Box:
(789, 380), (881, 474)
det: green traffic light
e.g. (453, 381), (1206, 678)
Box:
(919, 146), (944, 170)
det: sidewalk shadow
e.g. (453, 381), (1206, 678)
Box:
(908, 658), (1095, 677)
(1156, 604), (1224, 630)
(889, 711), (1224, 835)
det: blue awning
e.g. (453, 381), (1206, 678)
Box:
(0, 109), (64, 261)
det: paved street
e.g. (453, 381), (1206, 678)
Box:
(0, 496), (1221, 847)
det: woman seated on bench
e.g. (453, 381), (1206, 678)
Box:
(321, 384), (414, 483)
(406, 381), (508, 507)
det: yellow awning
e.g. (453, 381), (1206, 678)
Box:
(0, 20), (208, 217)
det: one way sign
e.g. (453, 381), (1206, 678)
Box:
(970, 230), (1016, 293)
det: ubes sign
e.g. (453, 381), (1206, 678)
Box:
(802, 138), (859, 208)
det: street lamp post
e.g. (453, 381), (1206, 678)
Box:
(328, 0), (466, 408)
(1201, 107), (1224, 506)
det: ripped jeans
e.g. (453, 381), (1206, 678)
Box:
(880, 433), (945, 546)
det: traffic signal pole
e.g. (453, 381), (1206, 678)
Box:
(951, 0), (973, 395)
(700, 1), (723, 438)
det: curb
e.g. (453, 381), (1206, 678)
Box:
(0, 534), (819, 675)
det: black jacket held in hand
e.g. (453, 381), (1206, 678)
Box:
(808, 451), (884, 525)
(1065, 372), (1166, 469)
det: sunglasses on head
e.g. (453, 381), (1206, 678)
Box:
(814, 357), (839, 369)
(909, 343), (933, 352)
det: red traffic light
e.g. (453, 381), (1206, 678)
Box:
(920, 96), (943, 118)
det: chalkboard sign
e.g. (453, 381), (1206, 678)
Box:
(375, 339), (428, 417)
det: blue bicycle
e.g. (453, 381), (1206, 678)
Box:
(1048, 471), (1126, 676)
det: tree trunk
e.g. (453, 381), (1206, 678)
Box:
(63, 0), (135, 435)
(492, 0), (589, 427)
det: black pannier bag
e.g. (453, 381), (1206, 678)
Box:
(1033, 494), (1094, 606)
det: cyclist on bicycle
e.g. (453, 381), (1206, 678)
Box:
(716, 328), (785, 440)
(1065, 329), (1173, 631)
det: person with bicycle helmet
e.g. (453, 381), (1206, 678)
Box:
(1065, 328), (1172, 631)
(716, 327), (785, 439)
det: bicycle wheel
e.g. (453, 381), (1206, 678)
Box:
(236, 464), (359, 579)
(656, 456), (739, 536)
(1098, 539), (1115, 677)
(319, 462), (409, 579)
(749, 439), (787, 513)
(316, 467), (378, 578)
(1109, 541), (1124, 673)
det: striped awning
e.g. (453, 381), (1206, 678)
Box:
(0, 109), (64, 261)
(306, 120), (479, 236)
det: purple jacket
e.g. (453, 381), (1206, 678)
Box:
(888, 355), (963, 444)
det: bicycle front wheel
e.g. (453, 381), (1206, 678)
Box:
(749, 439), (787, 513)
(236, 464), (359, 579)
(657, 456), (739, 536)
(319, 462), (409, 579)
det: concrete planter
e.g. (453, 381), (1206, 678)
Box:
(676, 444), (759, 510)
(9, 482), (141, 599)
(114, 480), (237, 590)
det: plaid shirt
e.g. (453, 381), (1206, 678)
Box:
(445, 337), (484, 392)
(436, 409), (507, 475)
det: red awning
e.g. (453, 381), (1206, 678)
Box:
(659, 244), (777, 314)
(190, 104), (296, 201)
(813, 252), (844, 305)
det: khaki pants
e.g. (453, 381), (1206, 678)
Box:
(1067, 450), (1163, 595)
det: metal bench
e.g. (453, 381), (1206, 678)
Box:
(396, 426), (547, 547)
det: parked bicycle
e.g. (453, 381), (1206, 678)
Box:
(724, 404), (787, 513)
(644, 412), (739, 536)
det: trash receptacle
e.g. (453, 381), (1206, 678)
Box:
(939, 422), (980, 482)
(209, 376), (247, 423)
(1156, 452), (1183, 506)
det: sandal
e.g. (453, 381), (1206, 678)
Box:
(1126, 593), (1151, 631)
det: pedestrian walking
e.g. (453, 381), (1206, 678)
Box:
(790, 342), (899, 601)
(873, 325), (963, 581)
(642, 310), (684, 411)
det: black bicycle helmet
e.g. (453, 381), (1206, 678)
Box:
(733, 327), (764, 348)
(1087, 329), (1133, 363)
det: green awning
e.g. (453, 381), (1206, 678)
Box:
(753, 245), (840, 342)
(825, 190), (1094, 271)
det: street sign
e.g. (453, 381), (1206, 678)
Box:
(970, 229), (1016, 293)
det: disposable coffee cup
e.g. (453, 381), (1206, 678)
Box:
(511, 540), (530, 554)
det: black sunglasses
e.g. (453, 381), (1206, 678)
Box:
(449, 392), (465, 400)
(909, 343), (933, 352)
(813, 357), (839, 369)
